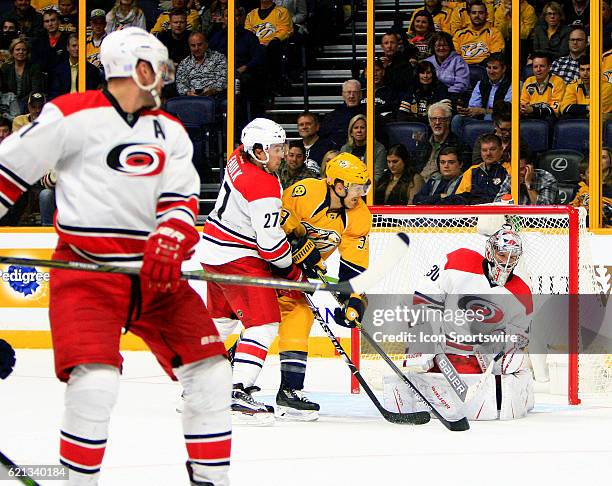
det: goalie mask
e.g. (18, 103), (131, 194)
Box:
(485, 226), (523, 286)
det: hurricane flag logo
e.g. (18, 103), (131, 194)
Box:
(107, 143), (166, 176)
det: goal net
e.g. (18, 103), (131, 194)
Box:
(353, 205), (612, 405)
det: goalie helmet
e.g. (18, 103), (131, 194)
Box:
(241, 118), (286, 168)
(325, 152), (371, 196)
(485, 225), (523, 286)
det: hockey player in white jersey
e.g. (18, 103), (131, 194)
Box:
(0, 28), (231, 485)
(384, 225), (534, 420)
(201, 118), (307, 425)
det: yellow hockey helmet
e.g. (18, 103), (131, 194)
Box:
(325, 152), (371, 196)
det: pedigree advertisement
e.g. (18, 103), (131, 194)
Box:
(0, 248), (53, 307)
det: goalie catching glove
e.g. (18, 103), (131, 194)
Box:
(141, 218), (200, 292)
(333, 293), (367, 328)
(290, 236), (326, 278)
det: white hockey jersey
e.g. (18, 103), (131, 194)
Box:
(200, 146), (292, 268)
(0, 90), (199, 266)
(413, 248), (532, 355)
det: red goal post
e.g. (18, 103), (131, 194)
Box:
(353, 205), (609, 405)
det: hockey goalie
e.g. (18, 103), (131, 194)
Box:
(383, 225), (535, 421)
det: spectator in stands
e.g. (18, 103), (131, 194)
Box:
(397, 60), (449, 124)
(374, 143), (424, 204)
(454, 133), (510, 204)
(320, 149), (340, 177)
(0, 19), (19, 52)
(360, 60), (398, 122)
(425, 31), (470, 96)
(340, 114), (387, 182)
(551, 25), (588, 83)
(453, 0), (504, 65)
(85, 9), (107, 72)
(274, 0), (308, 34)
(560, 55), (589, 118)
(201, 0), (227, 37)
(604, 0), (612, 52)
(413, 146), (464, 204)
(1, 0), (44, 42)
(0, 118), (11, 143)
(151, 0), (200, 34)
(156, 9), (191, 65)
(520, 51), (566, 122)
(451, 53), (511, 136)
(1, 38), (43, 111)
(380, 31), (415, 94)
(12, 91), (44, 131)
(415, 101), (469, 180)
(296, 111), (335, 173)
(533, 2), (571, 60)
(603, 49), (612, 117)
(563, 0), (589, 27)
(494, 0), (537, 42)
(278, 141), (318, 189)
(407, 9), (435, 61)
(570, 158), (612, 225)
(409, 0), (452, 33)
(57, 0), (77, 32)
(319, 79), (365, 147)
(35, 9), (69, 76)
(495, 148), (559, 204)
(449, 0), (494, 35)
(175, 31), (227, 97)
(472, 105), (513, 164)
(48, 34), (102, 99)
(39, 168), (56, 226)
(105, 0), (146, 33)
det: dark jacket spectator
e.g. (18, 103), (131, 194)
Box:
(157, 29), (191, 66)
(533, 2), (571, 59)
(374, 143), (425, 204)
(1, 1), (44, 42)
(296, 111), (336, 172)
(319, 79), (365, 147)
(1, 38), (43, 108)
(48, 35), (101, 100)
(396, 60), (450, 123)
(380, 31), (415, 95)
(413, 146), (464, 204)
(339, 114), (387, 182)
(32, 10), (69, 76)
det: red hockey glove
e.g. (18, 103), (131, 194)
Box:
(273, 263), (308, 300)
(141, 219), (200, 292)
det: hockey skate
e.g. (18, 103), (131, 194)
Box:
(275, 386), (320, 421)
(231, 384), (275, 426)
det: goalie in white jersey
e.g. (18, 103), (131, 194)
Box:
(384, 225), (535, 420)
(0, 28), (231, 485)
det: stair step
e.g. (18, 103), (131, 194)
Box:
(306, 69), (352, 79)
(275, 95), (342, 105)
(291, 82), (344, 88)
(266, 108), (334, 114)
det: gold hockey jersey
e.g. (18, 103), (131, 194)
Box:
(281, 178), (371, 279)
(244, 5), (293, 45)
(520, 74), (566, 114)
(452, 25), (504, 64)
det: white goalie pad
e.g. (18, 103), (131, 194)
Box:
(499, 368), (534, 420)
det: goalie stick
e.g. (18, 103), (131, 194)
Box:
(0, 233), (410, 295)
(302, 293), (430, 425)
(0, 450), (41, 486)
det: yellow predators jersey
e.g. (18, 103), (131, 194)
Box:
(449, 1), (495, 34)
(560, 79), (589, 115)
(520, 74), (566, 114)
(281, 178), (372, 280)
(602, 50), (612, 114)
(244, 5), (294, 45)
(493, 0), (537, 40)
(409, 6), (453, 33)
(452, 26), (504, 64)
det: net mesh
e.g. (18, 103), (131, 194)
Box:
(360, 207), (612, 399)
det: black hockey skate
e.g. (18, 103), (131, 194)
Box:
(276, 385), (320, 421)
(186, 461), (214, 486)
(231, 384), (275, 426)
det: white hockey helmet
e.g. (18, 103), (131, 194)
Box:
(241, 118), (286, 169)
(485, 225), (523, 286)
(100, 27), (174, 108)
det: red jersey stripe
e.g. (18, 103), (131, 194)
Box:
(60, 439), (105, 468)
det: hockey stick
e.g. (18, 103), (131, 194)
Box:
(0, 234), (410, 295)
(316, 270), (469, 432)
(0, 450), (41, 486)
(301, 293), (430, 425)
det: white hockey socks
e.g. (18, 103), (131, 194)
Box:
(175, 355), (232, 486)
(213, 317), (240, 343)
(232, 322), (278, 388)
(60, 364), (120, 485)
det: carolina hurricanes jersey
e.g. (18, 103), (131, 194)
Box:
(0, 90), (199, 266)
(413, 248), (532, 355)
(200, 146), (292, 268)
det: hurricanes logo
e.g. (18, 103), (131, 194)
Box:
(461, 42), (488, 60)
(302, 222), (341, 253)
(107, 143), (166, 176)
(458, 296), (505, 325)
(0, 265), (50, 296)
(254, 22), (277, 40)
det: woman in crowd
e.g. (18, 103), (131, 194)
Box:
(374, 143), (424, 205)
(0, 38), (43, 111)
(425, 31), (469, 97)
(396, 60), (449, 123)
(407, 9), (435, 61)
(340, 114), (387, 182)
(532, 1), (570, 60)
(105, 0), (147, 33)
(202, 0), (228, 37)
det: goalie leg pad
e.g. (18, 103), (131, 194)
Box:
(499, 368), (534, 420)
(232, 322), (278, 388)
(175, 355), (232, 486)
(60, 364), (120, 482)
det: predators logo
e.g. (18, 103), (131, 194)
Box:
(253, 22), (277, 40)
(302, 222), (341, 254)
(604, 70), (612, 84)
(461, 42), (488, 60)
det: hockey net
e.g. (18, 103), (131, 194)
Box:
(353, 205), (612, 405)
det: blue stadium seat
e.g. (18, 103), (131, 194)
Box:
(384, 122), (428, 152)
(537, 149), (583, 183)
(461, 120), (493, 149)
(520, 119), (549, 154)
(557, 183), (579, 204)
(552, 119), (589, 153)
(468, 65), (486, 89)
(605, 120), (612, 147)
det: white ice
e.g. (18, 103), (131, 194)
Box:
(1, 350), (611, 486)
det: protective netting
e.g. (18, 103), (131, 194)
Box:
(359, 206), (612, 401)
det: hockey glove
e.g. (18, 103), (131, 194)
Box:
(474, 329), (529, 375)
(272, 263), (308, 300)
(333, 293), (367, 328)
(291, 236), (326, 278)
(0, 339), (16, 380)
(141, 218), (200, 293)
